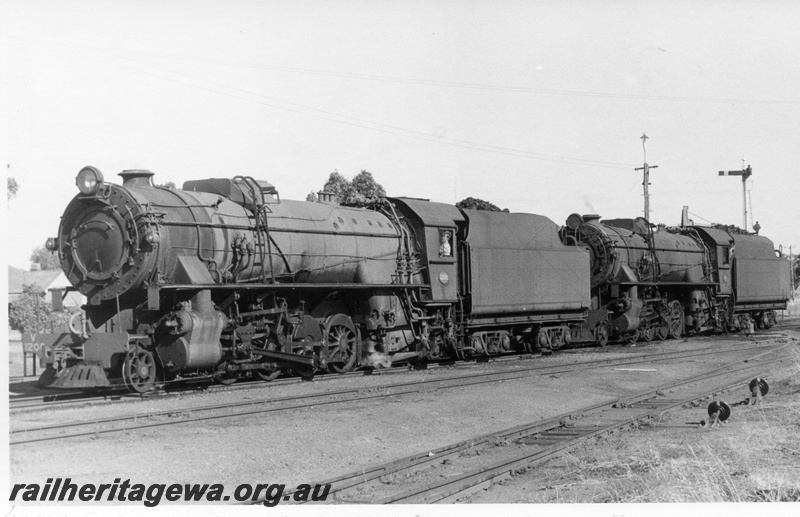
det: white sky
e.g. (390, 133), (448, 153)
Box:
(3, 0), (799, 270)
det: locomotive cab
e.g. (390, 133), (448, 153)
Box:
(387, 197), (464, 302)
(687, 227), (734, 295)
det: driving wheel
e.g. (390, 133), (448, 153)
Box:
(324, 314), (359, 374)
(668, 301), (683, 339)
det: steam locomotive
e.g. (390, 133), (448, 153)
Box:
(36, 167), (791, 392)
(559, 214), (790, 344)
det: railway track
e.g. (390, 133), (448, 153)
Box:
(8, 332), (784, 411)
(8, 355), (514, 411)
(274, 352), (782, 505)
(9, 340), (786, 446)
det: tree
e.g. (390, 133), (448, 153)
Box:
(8, 177), (18, 200)
(350, 170), (386, 202)
(306, 191), (318, 202)
(29, 245), (61, 270)
(456, 197), (508, 212)
(793, 254), (800, 290)
(318, 170), (386, 205)
(322, 171), (353, 202)
(158, 180), (177, 189)
(9, 285), (55, 333)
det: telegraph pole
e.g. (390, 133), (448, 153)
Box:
(635, 134), (658, 221)
(718, 160), (753, 229)
(791, 245), (795, 299)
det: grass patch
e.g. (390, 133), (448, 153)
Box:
(524, 350), (800, 503)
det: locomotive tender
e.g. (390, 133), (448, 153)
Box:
(38, 167), (791, 392)
(40, 167), (589, 392)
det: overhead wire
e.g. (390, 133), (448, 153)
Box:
(66, 43), (634, 169)
(112, 50), (800, 106)
(688, 211), (717, 225)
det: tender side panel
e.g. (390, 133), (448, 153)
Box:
(463, 210), (590, 316)
(732, 234), (791, 306)
(469, 246), (590, 314)
(734, 258), (790, 305)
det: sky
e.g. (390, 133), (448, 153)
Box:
(3, 0), (799, 271)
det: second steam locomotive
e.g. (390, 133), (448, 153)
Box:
(38, 167), (791, 392)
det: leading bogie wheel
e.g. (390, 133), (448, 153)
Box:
(595, 321), (609, 347)
(122, 346), (158, 393)
(254, 334), (282, 382)
(255, 366), (281, 382)
(324, 314), (359, 374)
(213, 365), (240, 385)
(624, 330), (639, 345)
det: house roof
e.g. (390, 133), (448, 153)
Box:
(8, 266), (64, 293)
(8, 266), (25, 294)
(24, 270), (65, 290)
(8, 266), (84, 308)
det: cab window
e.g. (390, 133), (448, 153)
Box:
(721, 246), (730, 265)
(438, 229), (453, 257)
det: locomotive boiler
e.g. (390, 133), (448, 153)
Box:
(47, 167), (420, 391)
(40, 166), (592, 392)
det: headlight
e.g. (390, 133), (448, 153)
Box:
(145, 229), (161, 244)
(76, 166), (104, 195)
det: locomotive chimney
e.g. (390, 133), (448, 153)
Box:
(119, 170), (155, 188)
